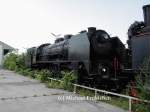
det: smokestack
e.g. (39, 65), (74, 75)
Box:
(88, 27), (96, 38)
(143, 4), (150, 27)
(88, 27), (96, 33)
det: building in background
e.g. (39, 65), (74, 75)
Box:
(0, 41), (15, 67)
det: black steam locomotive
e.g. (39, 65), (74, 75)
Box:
(25, 4), (150, 91)
(128, 4), (150, 70)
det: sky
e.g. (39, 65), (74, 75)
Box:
(0, 0), (149, 52)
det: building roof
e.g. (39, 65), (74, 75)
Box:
(0, 41), (15, 51)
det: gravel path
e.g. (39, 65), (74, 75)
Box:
(0, 69), (126, 112)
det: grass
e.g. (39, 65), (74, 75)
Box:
(72, 87), (129, 110)
(104, 97), (129, 110)
(77, 88), (95, 97)
(46, 80), (62, 89)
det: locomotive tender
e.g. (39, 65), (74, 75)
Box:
(25, 4), (150, 91)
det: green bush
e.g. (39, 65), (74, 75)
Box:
(22, 68), (32, 76)
(60, 71), (77, 91)
(35, 69), (52, 82)
(16, 53), (26, 69)
(3, 53), (26, 70)
(3, 53), (18, 70)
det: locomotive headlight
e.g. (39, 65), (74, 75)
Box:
(102, 68), (106, 72)
(98, 65), (107, 73)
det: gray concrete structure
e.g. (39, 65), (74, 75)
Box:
(0, 69), (126, 112)
(0, 41), (15, 67)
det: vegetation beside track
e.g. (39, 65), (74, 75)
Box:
(131, 57), (150, 112)
(3, 53), (150, 112)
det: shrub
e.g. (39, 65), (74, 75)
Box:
(3, 53), (18, 70)
(22, 68), (32, 76)
(34, 69), (52, 82)
(3, 53), (26, 70)
(16, 53), (26, 69)
(60, 71), (77, 91)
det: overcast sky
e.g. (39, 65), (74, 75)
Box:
(0, 0), (149, 52)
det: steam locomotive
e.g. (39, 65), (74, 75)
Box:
(128, 4), (150, 70)
(25, 4), (150, 91)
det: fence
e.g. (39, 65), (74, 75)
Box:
(48, 77), (150, 112)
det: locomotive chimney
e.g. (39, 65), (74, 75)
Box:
(88, 27), (96, 33)
(143, 4), (150, 27)
(88, 27), (96, 38)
